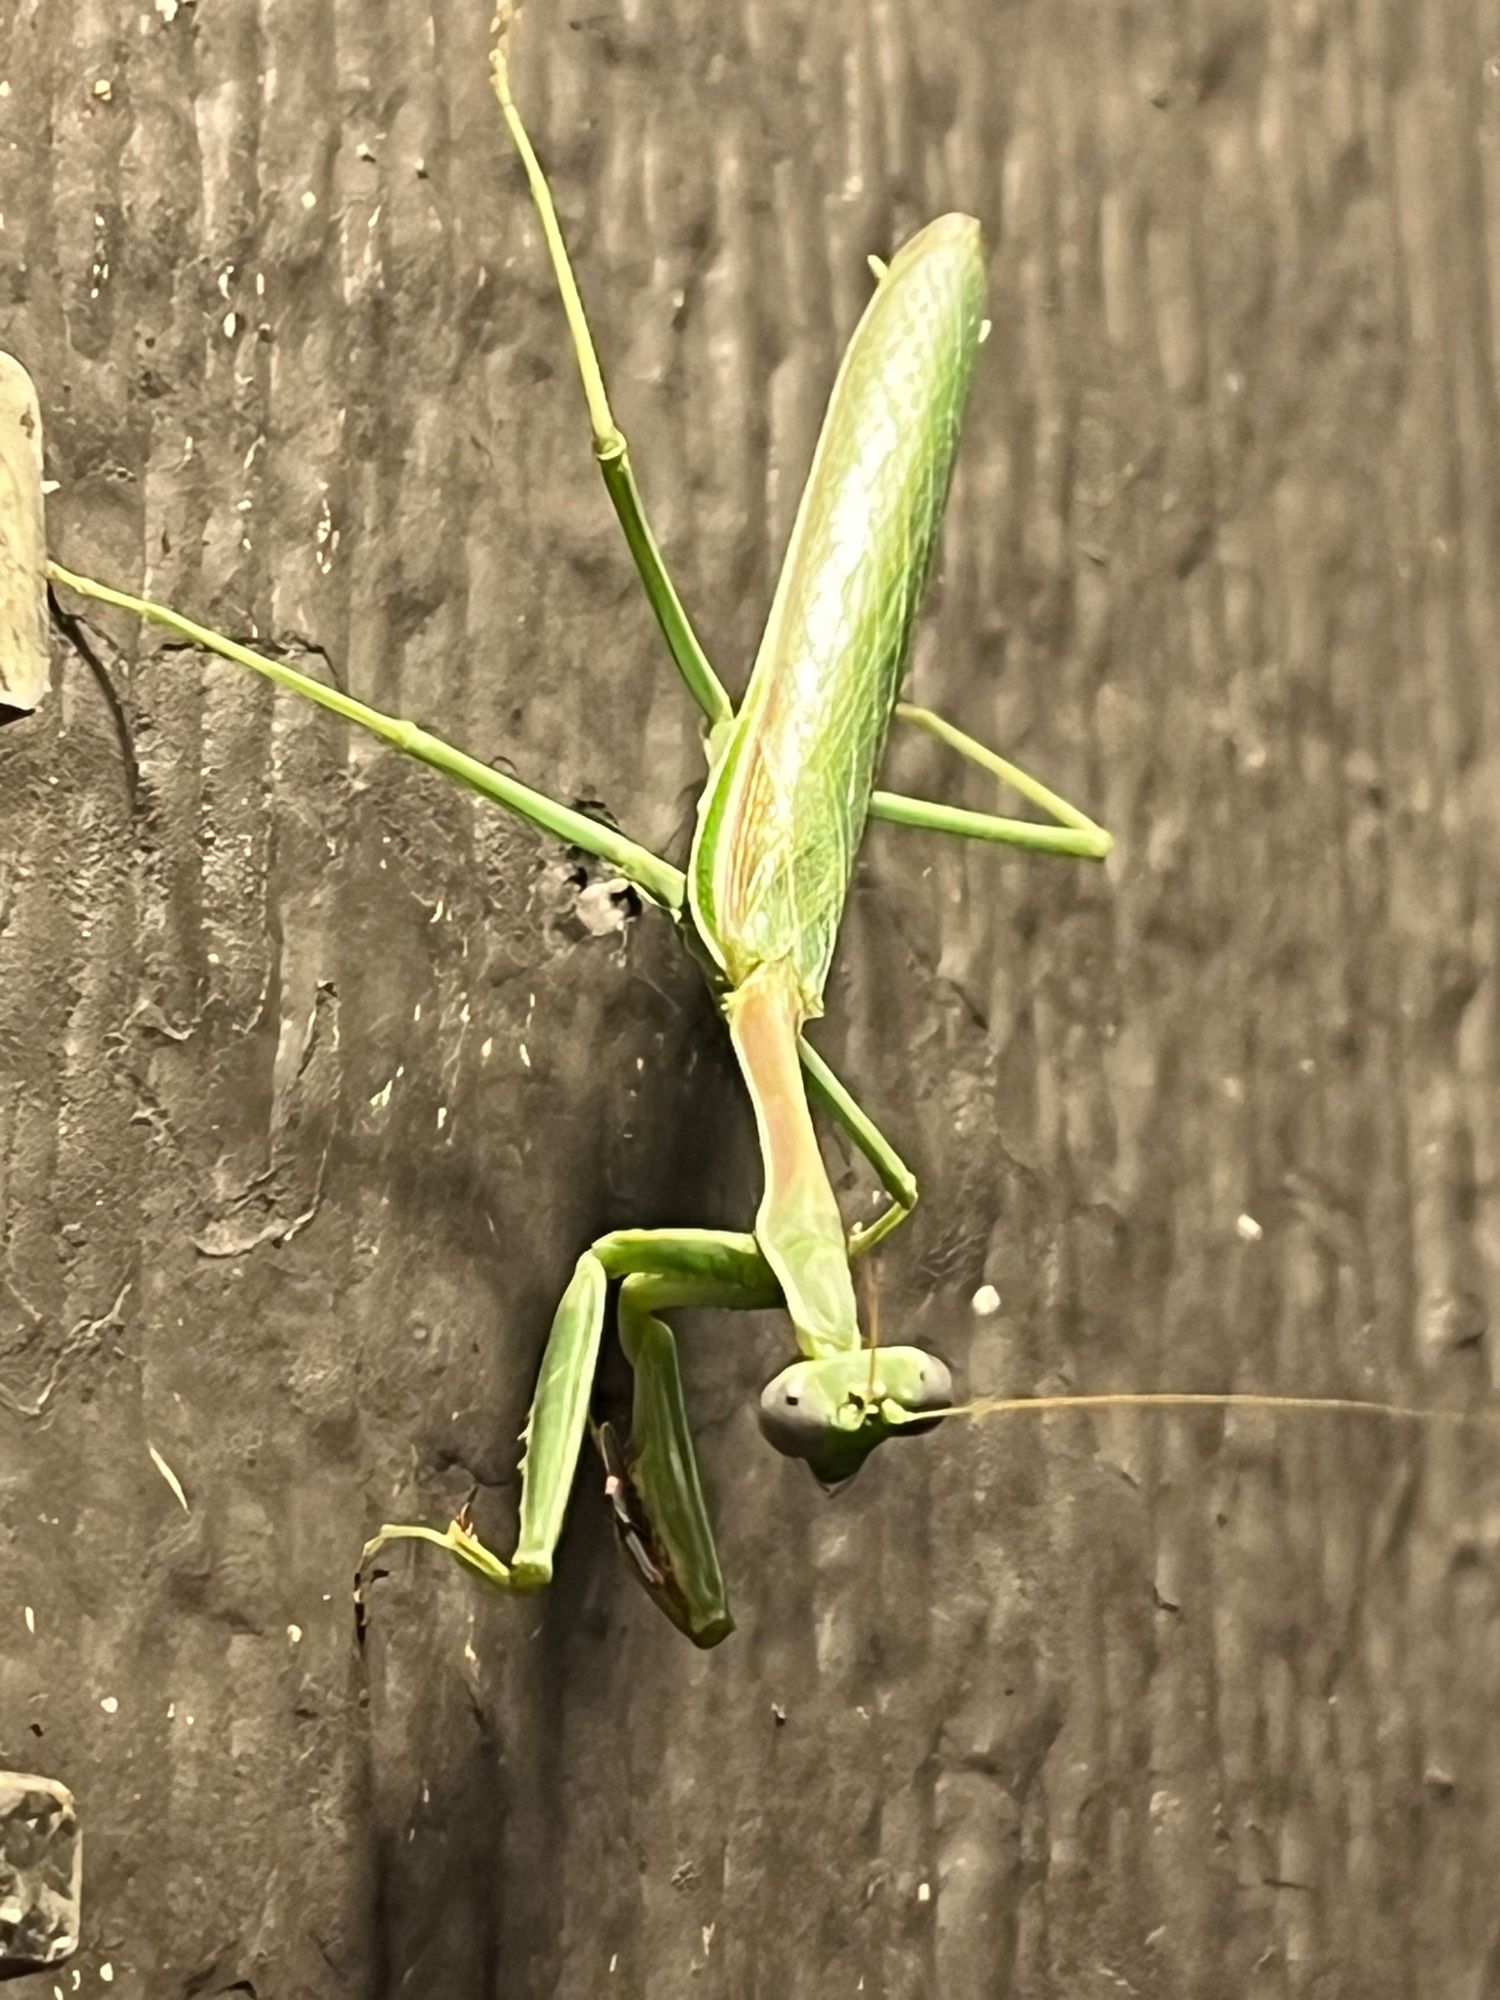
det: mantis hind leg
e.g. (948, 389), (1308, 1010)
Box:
(870, 701), (1112, 860)
(361, 1227), (779, 1647)
(489, 20), (732, 732)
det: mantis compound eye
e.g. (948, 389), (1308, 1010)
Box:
(757, 1369), (838, 1460)
(895, 1350), (954, 1431)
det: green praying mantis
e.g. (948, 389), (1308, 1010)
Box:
(29, 18), (1487, 1649)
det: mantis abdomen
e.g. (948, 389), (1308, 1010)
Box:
(689, 212), (987, 1011)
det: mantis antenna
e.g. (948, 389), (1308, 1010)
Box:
(927, 1389), (1500, 1431)
(858, 1259), (882, 1404)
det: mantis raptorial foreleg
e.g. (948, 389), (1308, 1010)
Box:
(364, 1227), (780, 1647)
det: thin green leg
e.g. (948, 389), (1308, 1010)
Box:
(829, 701), (1112, 1247)
(797, 1035), (919, 1257)
(362, 1226), (778, 1647)
(490, 23), (733, 734)
(48, 562), (687, 913)
(869, 701), (1112, 861)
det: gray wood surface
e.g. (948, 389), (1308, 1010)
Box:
(2, 2), (1498, 1995)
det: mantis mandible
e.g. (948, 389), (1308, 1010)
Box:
(36, 19), (1476, 1648)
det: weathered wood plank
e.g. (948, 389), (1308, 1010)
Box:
(1, 2), (1497, 1995)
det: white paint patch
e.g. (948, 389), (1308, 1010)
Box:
(971, 1283), (1001, 1316)
(99, 1695), (118, 1714)
(1236, 1213), (1263, 1242)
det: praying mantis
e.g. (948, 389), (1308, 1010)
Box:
(31, 18), (1483, 1651)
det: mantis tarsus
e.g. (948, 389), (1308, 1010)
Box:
(32, 18), (1488, 1649)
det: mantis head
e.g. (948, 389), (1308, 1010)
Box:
(757, 1346), (953, 1485)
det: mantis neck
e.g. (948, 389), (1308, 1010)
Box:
(724, 961), (860, 1361)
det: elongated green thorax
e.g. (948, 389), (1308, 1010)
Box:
(724, 961), (859, 1358)
(690, 214), (986, 1009)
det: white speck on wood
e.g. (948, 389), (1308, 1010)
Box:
(148, 1442), (190, 1510)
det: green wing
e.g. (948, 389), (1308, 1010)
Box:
(690, 213), (986, 1009)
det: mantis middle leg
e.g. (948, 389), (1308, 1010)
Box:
(870, 701), (1113, 861)
(818, 705), (1111, 1250)
(46, 564), (689, 914)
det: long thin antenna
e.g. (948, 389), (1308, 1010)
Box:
(928, 1390), (1498, 1430)
(859, 1260), (881, 1402)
